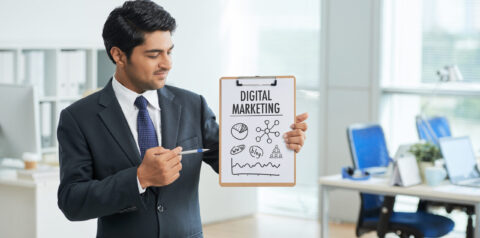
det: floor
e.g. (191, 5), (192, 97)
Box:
(202, 213), (466, 238)
(203, 213), (375, 238)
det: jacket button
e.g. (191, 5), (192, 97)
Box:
(157, 205), (164, 213)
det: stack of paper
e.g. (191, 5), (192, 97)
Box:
(16, 166), (59, 181)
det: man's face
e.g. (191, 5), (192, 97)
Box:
(124, 30), (173, 92)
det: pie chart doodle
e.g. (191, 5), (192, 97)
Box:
(231, 123), (248, 140)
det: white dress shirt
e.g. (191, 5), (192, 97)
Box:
(111, 76), (162, 194)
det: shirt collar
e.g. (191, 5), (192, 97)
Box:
(112, 75), (160, 111)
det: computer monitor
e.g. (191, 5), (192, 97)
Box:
(439, 136), (479, 184)
(0, 84), (40, 159)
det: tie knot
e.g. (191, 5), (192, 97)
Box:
(134, 96), (148, 110)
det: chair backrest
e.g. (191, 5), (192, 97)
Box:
(415, 115), (451, 145)
(347, 124), (391, 212)
(347, 124), (391, 170)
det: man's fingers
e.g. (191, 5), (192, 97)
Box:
(171, 160), (182, 171)
(284, 136), (305, 146)
(168, 156), (182, 169)
(287, 143), (302, 153)
(166, 172), (180, 185)
(284, 129), (305, 138)
(149, 146), (169, 156)
(162, 163), (181, 179)
(290, 122), (308, 132)
(158, 147), (183, 161)
(295, 112), (308, 123)
(173, 146), (183, 154)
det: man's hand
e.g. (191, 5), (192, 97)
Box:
(137, 146), (183, 188)
(284, 112), (308, 153)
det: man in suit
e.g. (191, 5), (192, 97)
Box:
(57, 1), (308, 237)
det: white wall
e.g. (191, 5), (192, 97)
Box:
(0, 0), (256, 224)
(320, 0), (382, 222)
(0, 0), (122, 47)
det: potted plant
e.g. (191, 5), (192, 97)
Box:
(408, 142), (442, 181)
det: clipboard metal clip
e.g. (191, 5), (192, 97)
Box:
(236, 76), (277, 87)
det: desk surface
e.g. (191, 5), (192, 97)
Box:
(319, 174), (480, 205)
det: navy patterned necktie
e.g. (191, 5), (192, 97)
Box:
(134, 96), (159, 159)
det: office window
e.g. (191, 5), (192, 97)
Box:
(422, 0), (480, 83)
(381, 0), (480, 233)
(381, 0), (480, 150)
(221, 0), (320, 218)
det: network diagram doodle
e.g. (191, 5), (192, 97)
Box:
(249, 146), (263, 159)
(230, 158), (280, 176)
(231, 123), (248, 140)
(230, 144), (245, 155)
(269, 145), (282, 159)
(256, 120), (280, 144)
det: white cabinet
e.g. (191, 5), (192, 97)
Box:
(0, 170), (96, 238)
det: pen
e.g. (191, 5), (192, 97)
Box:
(180, 148), (210, 155)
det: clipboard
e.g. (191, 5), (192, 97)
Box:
(219, 76), (296, 186)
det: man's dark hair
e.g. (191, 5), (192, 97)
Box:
(102, 0), (176, 64)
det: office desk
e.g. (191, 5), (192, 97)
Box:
(319, 175), (480, 238)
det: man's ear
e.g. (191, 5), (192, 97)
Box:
(110, 47), (126, 66)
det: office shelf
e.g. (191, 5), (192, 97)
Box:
(0, 46), (115, 161)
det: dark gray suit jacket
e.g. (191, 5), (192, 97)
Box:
(57, 80), (219, 238)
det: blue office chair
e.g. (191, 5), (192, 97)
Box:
(416, 115), (451, 145)
(416, 115), (474, 238)
(347, 124), (454, 238)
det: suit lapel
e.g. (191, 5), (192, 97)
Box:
(152, 86), (181, 196)
(98, 80), (142, 166)
(158, 86), (181, 149)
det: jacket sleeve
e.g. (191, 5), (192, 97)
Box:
(57, 108), (145, 221)
(199, 95), (219, 173)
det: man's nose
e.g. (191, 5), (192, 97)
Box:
(158, 54), (172, 70)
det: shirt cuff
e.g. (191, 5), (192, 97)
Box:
(137, 175), (147, 194)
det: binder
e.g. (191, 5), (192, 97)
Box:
(24, 51), (45, 96)
(40, 102), (52, 147)
(0, 51), (15, 84)
(59, 50), (86, 97)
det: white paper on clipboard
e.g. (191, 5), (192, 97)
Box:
(219, 76), (296, 186)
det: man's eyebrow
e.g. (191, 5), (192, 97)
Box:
(144, 45), (175, 53)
